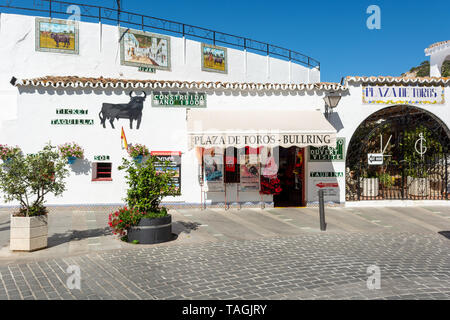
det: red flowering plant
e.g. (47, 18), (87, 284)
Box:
(58, 142), (84, 158)
(108, 207), (143, 236)
(128, 144), (149, 158)
(0, 144), (21, 161)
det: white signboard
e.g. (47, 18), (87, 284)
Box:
(368, 153), (384, 165)
(362, 85), (445, 105)
(310, 178), (340, 202)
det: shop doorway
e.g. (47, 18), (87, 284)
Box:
(274, 146), (305, 207)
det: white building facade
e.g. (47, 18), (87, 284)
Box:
(0, 12), (449, 208)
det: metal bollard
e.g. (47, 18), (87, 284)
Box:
(318, 189), (326, 231)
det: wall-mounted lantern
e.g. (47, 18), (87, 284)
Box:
(323, 91), (341, 119)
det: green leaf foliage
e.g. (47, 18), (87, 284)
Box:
(118, 156), (178, 214)
(0, 144), (69, 216)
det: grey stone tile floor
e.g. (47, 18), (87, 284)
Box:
(0, 205), (449, 299)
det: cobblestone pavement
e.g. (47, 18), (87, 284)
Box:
(0, 206), (449, 300)
(0, 231), (449, 300)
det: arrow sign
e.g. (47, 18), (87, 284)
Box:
(368, 153), (383, 165)
(316, 182), (339, 188)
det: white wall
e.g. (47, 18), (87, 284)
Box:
(0, 13), (316, 90)
(426, 42), (450, 77)
(0, 85), (331, 206)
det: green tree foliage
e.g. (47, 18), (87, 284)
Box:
(0, 144), (69, 216)
(442, 60), (450, 77)
(400, 125), (443, 178)
(118, 156), (178, 214)
(402, 60), (450, 77)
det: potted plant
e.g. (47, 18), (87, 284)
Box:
(109, 155), (178, 244)
(360, 169), (379, 197)
(377, 172), (394, 189)
(0, 144), (69, 251)
(400, 126), (441, 197)
(0, 144), (22, 163)
(128, 143), (149, 163)
(406, 168), (430, 197)
(58, 142), (84, 164)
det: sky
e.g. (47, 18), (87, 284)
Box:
(40, 22), (74, 33)
(3, 0), (449, 82)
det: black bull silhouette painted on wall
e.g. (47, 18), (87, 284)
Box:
(99, 91), (147, 129)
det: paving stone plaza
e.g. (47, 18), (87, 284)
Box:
(0, 205), (449, 300)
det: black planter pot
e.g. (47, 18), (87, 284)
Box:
(127, 214), (172, 244)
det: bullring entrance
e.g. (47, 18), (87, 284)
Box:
(346, 105), (450, 201)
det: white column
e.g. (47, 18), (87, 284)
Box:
(183, 36), (186, 65)
(99, 21), (102, 52)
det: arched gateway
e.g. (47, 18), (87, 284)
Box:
(346, 105), (450, 201)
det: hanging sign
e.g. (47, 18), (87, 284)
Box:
(362, 85), (445, 105)
(151, 151), (181, 195)
(152, 92), (207, 108)
(309, 137), (345, 161)
(239, 154), (260, 192)
(368, 153), (383, 165)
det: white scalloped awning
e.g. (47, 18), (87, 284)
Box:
(13, 76), (348, 92)
(187, 109), (336, 150)
(345, 75), (449, 85)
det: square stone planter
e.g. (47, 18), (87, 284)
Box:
(10, 215), (48, 251)
(360, 178), (379, 197)
(407, 176), (430, 197)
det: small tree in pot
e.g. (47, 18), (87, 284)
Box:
(110, 156), (177, 244)
(0, 144), (69, 251)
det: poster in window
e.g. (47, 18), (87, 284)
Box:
(239, 154), (260, 191)
(204, 150), (224, 192)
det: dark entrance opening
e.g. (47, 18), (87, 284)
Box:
(274, 146), (305, 207)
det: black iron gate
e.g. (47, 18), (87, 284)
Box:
(346, 105), (450, 201)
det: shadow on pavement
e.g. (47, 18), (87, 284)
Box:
(47, 227), (113, 247)
(172, 221), (201, 236)
(438, 231), (450, 240)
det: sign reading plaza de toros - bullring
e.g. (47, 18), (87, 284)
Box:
(190, 133), (334, 148)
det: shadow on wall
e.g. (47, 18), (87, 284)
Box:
(326, 111), (344, 132)
(70, 158), (91, 175)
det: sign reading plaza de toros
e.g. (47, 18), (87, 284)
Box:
(362, 85), (445, 105)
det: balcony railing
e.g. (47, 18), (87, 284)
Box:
(0, 0), (320, 69)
